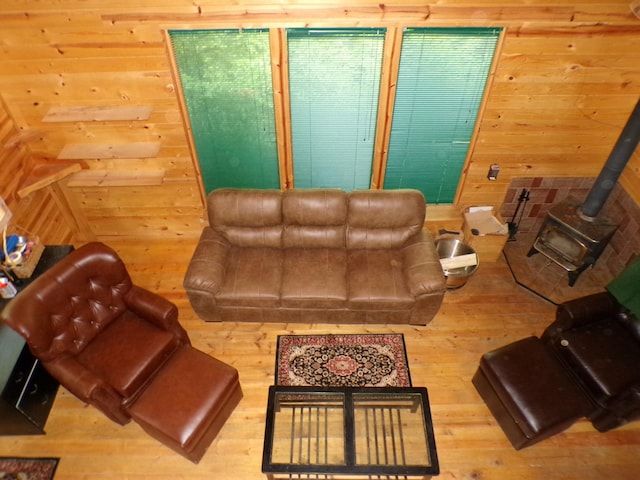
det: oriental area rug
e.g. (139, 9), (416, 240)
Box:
(0, 457), (59, 480)
(275, 334), (411, 387)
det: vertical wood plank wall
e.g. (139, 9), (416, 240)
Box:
(0, 1), (639, 243)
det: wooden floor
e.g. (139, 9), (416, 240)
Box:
(1, 238), (639, 479)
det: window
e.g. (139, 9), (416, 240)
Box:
(384, 28), (501, 203)
(170, 27), (501, 199)
(287, 29), (385, 190)
(170, 29), (279, 192)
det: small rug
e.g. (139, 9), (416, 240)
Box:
(275, 334), (411, 387)
(0, 457), (58, 480)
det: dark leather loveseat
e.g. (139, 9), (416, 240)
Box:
(542, 290), (640, 432)
(183, 188), (447, 324)
(473, 269), (640, 449)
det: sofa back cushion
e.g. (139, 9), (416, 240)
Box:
(347, 189), (426, 249)
(207, 188), (283, 248)
(282, 189), (347, 248)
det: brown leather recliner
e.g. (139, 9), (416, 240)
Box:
(0, 242), (242, 463)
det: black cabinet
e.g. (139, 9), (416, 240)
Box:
(0, 245), (73, 435)
(0, 326), (59, 435)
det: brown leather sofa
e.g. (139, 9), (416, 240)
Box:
(1, 242), (242, 463)
(183, 188), (447, 324)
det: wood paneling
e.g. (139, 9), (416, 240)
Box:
(1, 4), (637, 475)
(0, 1), (639, 242)
(459, 25), (640, 206)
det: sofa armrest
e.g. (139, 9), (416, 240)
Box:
(44, 355), (130, 425)
(183, 228), (232, 321)
(402, 230), (447, 297)
(124, 285), (189, 345)
(183, 227), (231, 295)
(543, 292), (620, 340)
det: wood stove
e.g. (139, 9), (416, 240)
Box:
(527, 98), (640, 287)
(527, 197), (617, 286)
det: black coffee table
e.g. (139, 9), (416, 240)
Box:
(262, 386), (439, 479)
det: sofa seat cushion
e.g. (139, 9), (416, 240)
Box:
(77, 311), (180, 400)
(281, 249), (347, 308)
(347, 250), (413, 309)
(216, 247), (283, 307)
(554, 318), (640, 405)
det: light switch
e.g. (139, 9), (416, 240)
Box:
(487, 164), (500, 180)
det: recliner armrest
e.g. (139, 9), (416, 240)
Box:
(590, 385), (640, 432)
(402, 230), (447, 297)
(183, 227), (231, 295)
(543, 291), (620, 340)
(44, 355), (130, 425)
(124, 285), (189, 345)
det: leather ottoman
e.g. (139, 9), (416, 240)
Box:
(472, 336), (591, 449)
(127, 346), (243, 463)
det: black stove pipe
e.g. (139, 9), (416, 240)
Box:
(580, 98), (640, 220)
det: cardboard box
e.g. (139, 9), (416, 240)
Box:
(463, 206), (508, 263)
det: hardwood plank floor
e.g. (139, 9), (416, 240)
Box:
(1, 239), (638, 479)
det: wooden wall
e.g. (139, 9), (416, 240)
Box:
(1, 1), (639, 243)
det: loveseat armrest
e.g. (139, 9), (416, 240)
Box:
(183, 227), (231, 294)
(183, 228), (232, 322)
(402, 230), (447, 297)
(124, 285), (189, 345)
(44, 355), (130, 425)
(589, 385), (640, 432)
(542, 291), (620, 340)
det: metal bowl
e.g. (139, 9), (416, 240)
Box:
(436, 238), (479, 288)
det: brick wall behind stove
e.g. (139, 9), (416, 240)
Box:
(500, 178), (640, 270)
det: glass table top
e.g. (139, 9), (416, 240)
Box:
(262, 386), (439, 479)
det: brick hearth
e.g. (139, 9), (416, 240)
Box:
(499, 178), (640, 305)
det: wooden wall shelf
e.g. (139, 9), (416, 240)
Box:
(57, 142), (161, 160)
(67, 169), (165, 187)
(42, 106), (152, 122)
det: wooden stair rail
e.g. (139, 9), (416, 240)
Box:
(17, 157), (95, 242)
(17, 158), (82, 199)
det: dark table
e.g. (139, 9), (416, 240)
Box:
(0, 245), (73, 435)
(262, 385), (439, 479)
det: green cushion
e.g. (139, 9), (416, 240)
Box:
(607, 256), (640, 319)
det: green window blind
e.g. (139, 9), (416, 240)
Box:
(169, 29), (279, 193)
(384, 28), (501, 203)
(287, 28), (385, 190)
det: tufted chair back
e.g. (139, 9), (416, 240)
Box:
(6, 243), (133, 362)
